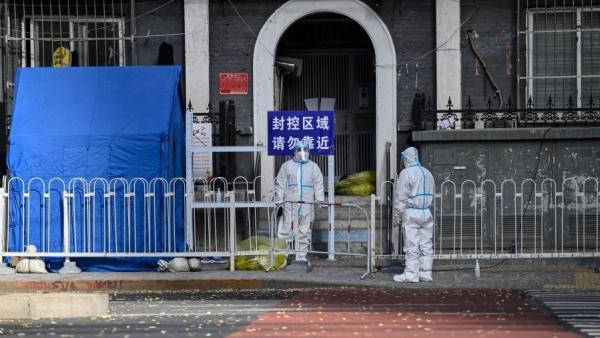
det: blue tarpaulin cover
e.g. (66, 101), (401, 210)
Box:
(7, 66), (185, 271)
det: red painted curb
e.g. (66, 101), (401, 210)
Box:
(0, 279), (265, 293)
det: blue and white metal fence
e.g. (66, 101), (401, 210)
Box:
(0, 176), (371, 276)
(1, 176), (599, 274)
(372, 177), (600, 265)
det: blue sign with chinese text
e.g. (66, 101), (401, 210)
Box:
(268, 111), (335, 156)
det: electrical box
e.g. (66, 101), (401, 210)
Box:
(358, 86), (369, 109)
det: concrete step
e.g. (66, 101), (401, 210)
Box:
(0, 275), (341, 294)
(0, 293), (108, 320)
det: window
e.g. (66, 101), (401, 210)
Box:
(527, 8), (600, 108)
(24, 17), (126, 67)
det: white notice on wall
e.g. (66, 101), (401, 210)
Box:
(192, 122), (213, 179)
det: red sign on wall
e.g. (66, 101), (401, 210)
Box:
(219, 73), (249, 95)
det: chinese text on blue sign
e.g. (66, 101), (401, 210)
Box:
(268, 111), (335, 156)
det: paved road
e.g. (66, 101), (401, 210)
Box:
(0, 289), (295, 337)
(0, 288), (582, 337)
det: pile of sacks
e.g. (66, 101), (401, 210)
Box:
(335, 170), (376, 196)
(15, 245), (47, 274)
(157, 257), (202, 272)
(157, 236), (289, 272)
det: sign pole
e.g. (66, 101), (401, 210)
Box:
(185, 104), (194, 251)
(327, 154), (335, 261)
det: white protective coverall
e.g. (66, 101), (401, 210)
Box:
(393, 147), (435, 282)
(274, 143), (325, 261)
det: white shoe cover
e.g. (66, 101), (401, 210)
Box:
(393, 273), (419, 283)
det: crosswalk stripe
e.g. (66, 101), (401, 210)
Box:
(529, 290), (600, 337)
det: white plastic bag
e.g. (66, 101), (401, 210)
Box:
(440, 116), (455, 129)
(15, 258), (47, 274)
(28, 259), (48, 274)
(15, 245), (47, 273)
(188, 258), (202, 271)
(16, 259), (30, 273)
(157, 259), (170, 272)
(157, 258), (191, 272)
(169, 258), (190, 272)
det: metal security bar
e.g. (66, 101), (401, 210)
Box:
(517, 0), (600, 108)
(417, 96), (600, 130)
(2, 1), (132, 68)
(372, 177), (600, 266)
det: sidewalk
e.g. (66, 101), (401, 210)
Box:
(1, 257), (598, 293)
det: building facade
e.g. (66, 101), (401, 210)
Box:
(1, 0), (600, 190)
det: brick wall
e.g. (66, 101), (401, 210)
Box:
(376, 0), (436, 131)
(460, 0), (517, 110)
(134, 1), (185, 67)
(209, 0), (285, 137)
(202, 0), (525, 176)
(208, 0), (438, 133)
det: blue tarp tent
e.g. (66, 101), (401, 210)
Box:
(7, 66), (185, 271)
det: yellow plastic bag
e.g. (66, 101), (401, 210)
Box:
(336, 182), (376, 196)
(335, 170), (376, 196)
(230, 236), (288, 271)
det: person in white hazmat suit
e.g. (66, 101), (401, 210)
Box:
(393, 147), (435, 283)
(274, 141), (325, 263)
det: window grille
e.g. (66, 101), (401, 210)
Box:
(519, 0), (600, 108)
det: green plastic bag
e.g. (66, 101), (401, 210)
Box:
(334, 170), (376, 190)
(335, 170), (376, 196)
(229, 236), (288, 271)
(336, 182), (376, 196)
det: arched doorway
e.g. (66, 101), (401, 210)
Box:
(253, 0), (397, 198)
(275, 13), (376, 178)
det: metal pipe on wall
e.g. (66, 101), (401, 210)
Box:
(130, 0), (136, 65)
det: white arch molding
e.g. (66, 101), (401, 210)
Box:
(253, 0), (397, 198)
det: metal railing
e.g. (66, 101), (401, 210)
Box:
(269, 200), (373, 279)
(372, 177), (600, 266)
(3, 175), (599, 275)
(0, 176), (373, 277)
(418, 96), (600, 130)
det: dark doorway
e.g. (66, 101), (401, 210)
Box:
(275, 13), (376, 178)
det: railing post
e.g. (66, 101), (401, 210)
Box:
(355, 199), (375, 280)
(327, 155), (335, 261)
(185, 177), (193, 252)
(370, 194), (377, 271)
(0, 176), (15, 274)
(269, 205), (275, 271)
(229, 191), (236, 272)
(185, 102), (194, 252)
(59, 190), (81, 274)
